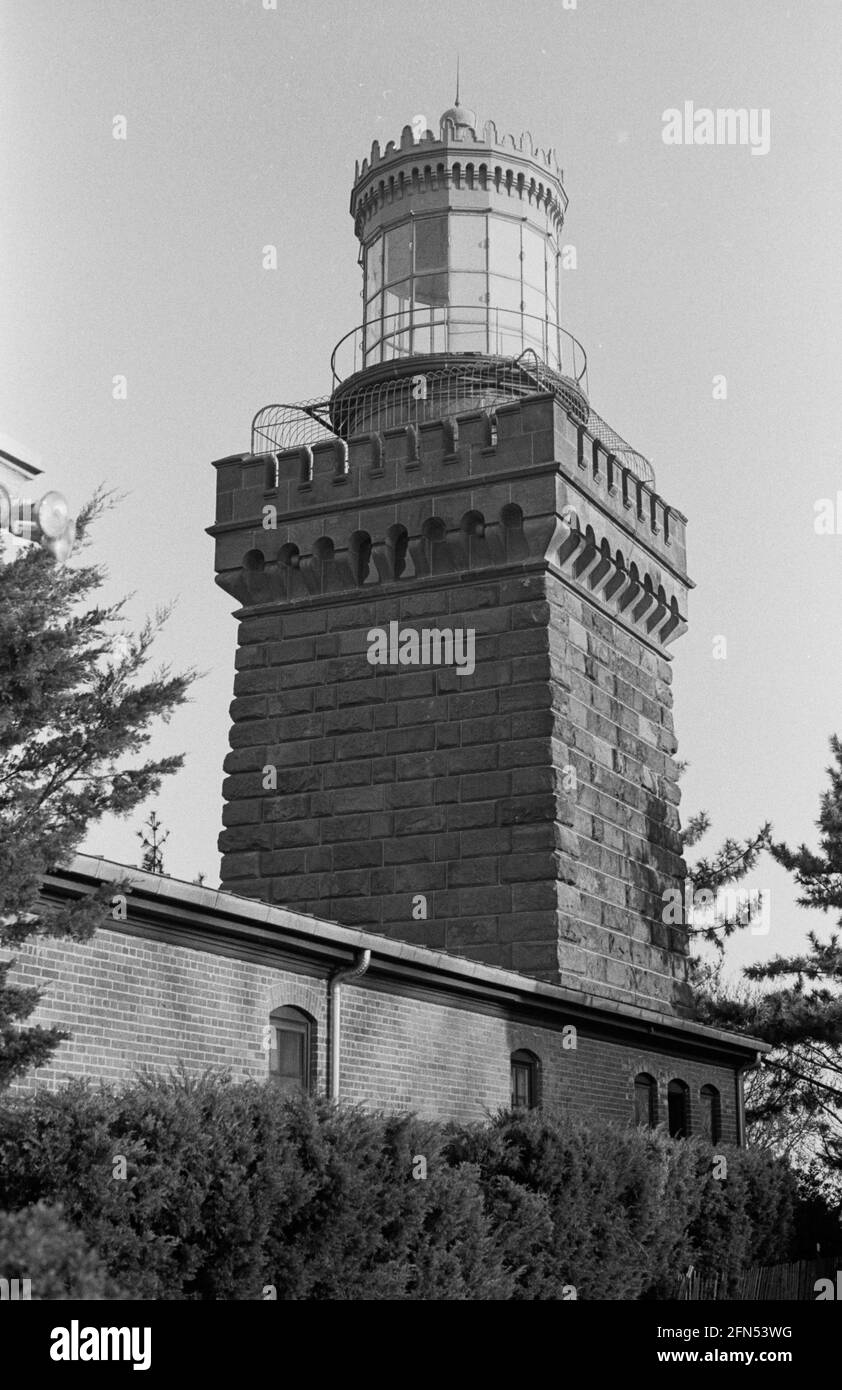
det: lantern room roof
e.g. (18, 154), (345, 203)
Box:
(440, 102), (478, 134)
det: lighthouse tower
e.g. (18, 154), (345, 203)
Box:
(210, 99), (693, 1016)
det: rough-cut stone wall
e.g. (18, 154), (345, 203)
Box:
(545, 572), (689, 1009)
(212, 393), (693, 1015)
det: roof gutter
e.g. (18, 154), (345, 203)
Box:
(736, 1050), (765, 1148)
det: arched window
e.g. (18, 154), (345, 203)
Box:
(634, 1072), (657, 1129)
(700, 1084), (722, 1143)
(510, 1050), (540, 1110)
(269, 1006), (312, 1095)
(387, 523), (409, 580)
(348, 530), (372, 586)
(667, 1079), (690, 1138)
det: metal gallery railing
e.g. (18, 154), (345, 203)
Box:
(330, 306), (589, 391)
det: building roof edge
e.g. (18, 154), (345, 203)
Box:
(45, 854), (769, 1059)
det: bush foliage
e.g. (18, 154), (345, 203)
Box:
(0, 1073), (796, 1300)
(0, 1202), (125, 1300)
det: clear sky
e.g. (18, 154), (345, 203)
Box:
(2, 0), (840, 981)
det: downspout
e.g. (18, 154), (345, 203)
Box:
(736, 1051), (763, 1147)
(328, 949), (371, 1100)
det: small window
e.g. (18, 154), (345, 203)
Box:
(269, 1006), (311, 1095)
(700, 1084), (722, 1143)
(667, 1079), (690, 1138)
(510, 1049), (539, 1110)
(634, 1072), (657, 1129)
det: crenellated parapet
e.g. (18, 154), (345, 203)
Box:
(210, 394), (690, 655)
(350, 120), (568, 239)
(354, 118), (562, 186)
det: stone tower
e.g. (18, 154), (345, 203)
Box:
(210, 101), (693, 1017)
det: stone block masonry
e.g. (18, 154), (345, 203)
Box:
(211, 394), (694, 1017)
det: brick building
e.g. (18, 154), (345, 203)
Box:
(11, 99), (766, 1138)
(18, 854), (759, 1142)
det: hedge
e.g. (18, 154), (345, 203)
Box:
(0, 1073), (796, 1300)
(0, 1203), (125, 1300)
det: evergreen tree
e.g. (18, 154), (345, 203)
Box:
(690, 739), (842, 1170)
(137, 811), (169, 874)
(677, 760), (771, 952)
(0, 493), (195, 1087)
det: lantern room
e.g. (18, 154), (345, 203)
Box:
(337, 101), (583, 389)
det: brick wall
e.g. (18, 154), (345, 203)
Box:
(4, 925), (737, 1143)
(3, 930), (327, 1095)
(339, 982), (736, 1139)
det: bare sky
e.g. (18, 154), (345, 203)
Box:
(2, 0), (841, 979)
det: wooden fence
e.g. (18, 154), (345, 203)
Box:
(673, 1258), (840, 1301)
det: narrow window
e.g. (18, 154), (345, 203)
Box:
(667, 1079), (690, 1138)
(634, 1072), (657, 1129)
(269, 1006), (312, 1095)
(510, 1049), (539, 1110)
(700, 1084), (721, 1143)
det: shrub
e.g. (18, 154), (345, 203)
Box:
(0, 1203), (123, 1300)
(263, 1100), (512, 1299)
(0, 1072), (309, 1299)
(445, 1111), (704, 1299)
(446, 1110), (796, 1300)
(0, 1076), (799, 1300)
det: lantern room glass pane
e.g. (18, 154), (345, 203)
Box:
(449, 322), (487, 353)
(523, 327), (545, 360)
(365, 233), (383, 298)
(413, 273), (449, 309)
(546, 324), (561, 372)
(414, 215), (448, 272)
(523, 227), (546, 290)
(488, 217), (522, 277)
(411, 303), (445, 355)
(383, 282), (410, 355)
(490, 274), (522, 314)
(385, 224), (412, 285)
(492, 327), (524, 358)
(450, 213), (487, 272)
(523, 284), (546, 325)
(449, 271), (486, 307)
(365, 291), (382, 330)
(384, 282), (411, 315)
